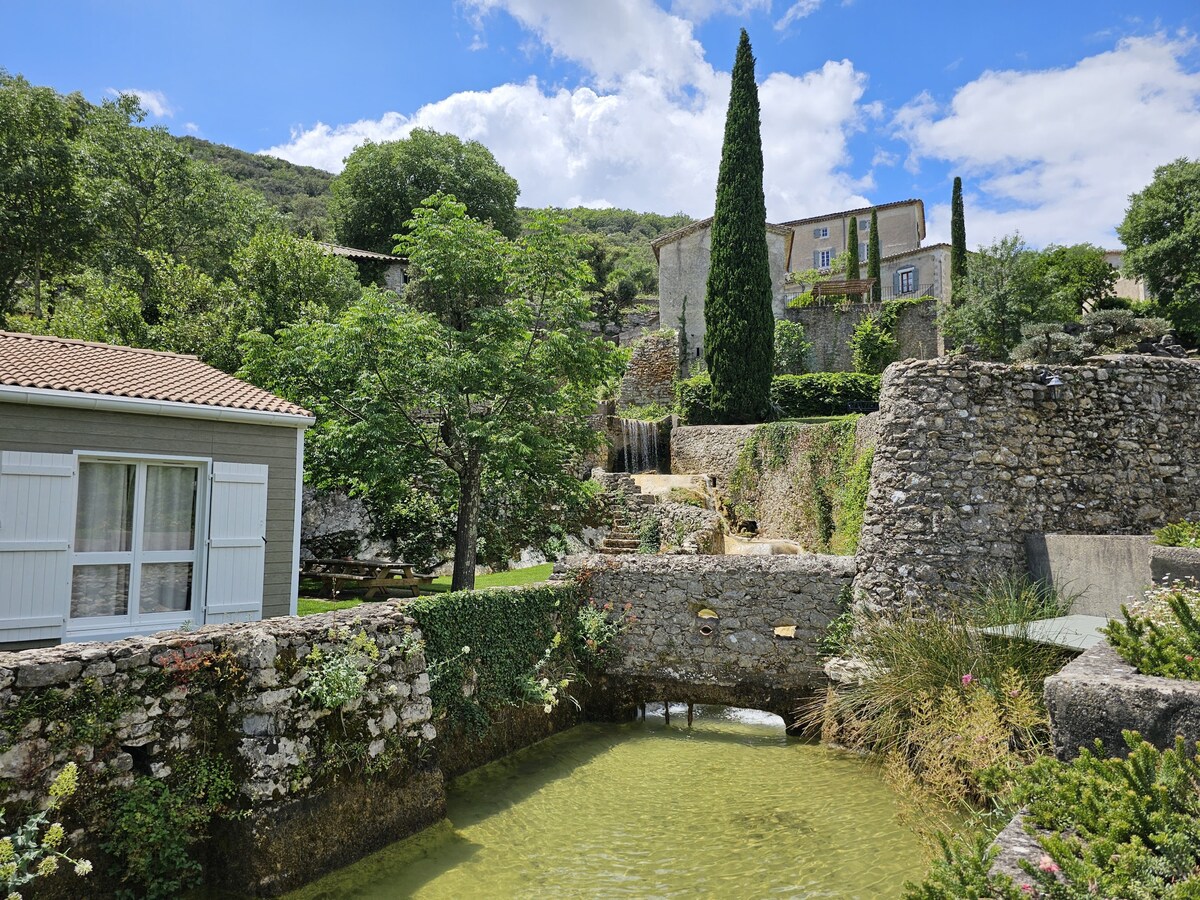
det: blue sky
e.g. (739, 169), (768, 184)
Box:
(4, 1), (1199, 248)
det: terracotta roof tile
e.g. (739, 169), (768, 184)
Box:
(0, 332), (311, 418)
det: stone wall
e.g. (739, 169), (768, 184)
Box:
(618, 331), (678, 409)
(301, 487), (392, 560)
(571, 554), (853, 721)
(786, 297), (939, 373)
(0, 605), (437, 896)
(1024, 534), (1152, 616)
(671, 423), (758, 488)
(855, 355), (1200, 612)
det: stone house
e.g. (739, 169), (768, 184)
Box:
(652, 218), (794, 361)
(317, 241), (408, 293)
(0, 331), (313, 649)
(654, 198), (952, 372)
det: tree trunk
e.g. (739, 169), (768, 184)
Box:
(450, 453), (483, 592)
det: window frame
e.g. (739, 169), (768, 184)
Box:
(66, 452), (211, 641)
(898, 267), (916, 294)
(818, 248), (832, 269)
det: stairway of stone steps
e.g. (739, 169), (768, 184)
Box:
(596, 478), (657, 556)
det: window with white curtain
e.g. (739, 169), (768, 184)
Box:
(71, 460), (200, 623)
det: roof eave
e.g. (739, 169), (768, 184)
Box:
(0, 384), (314, 429)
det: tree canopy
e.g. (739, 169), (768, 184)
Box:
(1117, 157), (1200, 345)
(704, 30), (774, 424)
(243, 197), (618, 589)
(331, 129), (520, 263)
(940, 234), (1117, 359)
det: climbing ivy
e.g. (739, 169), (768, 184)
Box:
(849, 296), (931, 374)
(725, 417), (873, 553)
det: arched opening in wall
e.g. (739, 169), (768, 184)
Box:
(641, 702), (788, 735)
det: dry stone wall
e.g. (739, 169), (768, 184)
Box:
(855, 355), (1200, 612)
(572, 554), (852, 719)
(618, 331), (678, 409)
(787, 298), (939, 373)
(671, 424), (758, 488)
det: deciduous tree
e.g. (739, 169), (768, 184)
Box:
(704, 30), (774, 424)
(243, 197), (617, 590)
(1117, 157), (1200, 345)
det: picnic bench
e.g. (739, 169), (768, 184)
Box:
(301, 558), (435, 600)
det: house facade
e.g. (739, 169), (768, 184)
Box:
(653, 218), (794, 361)
(654, 198), (951, 372)
(0, 332), (313, 649)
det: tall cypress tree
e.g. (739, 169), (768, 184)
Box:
(867, 208), (881, 302)
(846, 215), (861, 302)
(704, 29), (773, 424)
(951, 176), (967, 285)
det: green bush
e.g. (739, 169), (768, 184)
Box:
(907, 733), (1200, 899)
(1104, 579), (1200, 679)
(771, 373), (881, 418)
(1154, 520), (1200, 548)
(675, 372), (881, 424)
(849, 314), (898, 374)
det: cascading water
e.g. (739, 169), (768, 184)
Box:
(619, 418), (659, 473)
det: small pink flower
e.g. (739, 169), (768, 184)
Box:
(1186, 655), (1194, 663)
(961, 673), (974, 685)
(1038, 855), (1060, 874)
(1020, 885), (1034, 895)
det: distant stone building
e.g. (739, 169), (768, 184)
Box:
(317, 242), (408, 293)
(653, 198), (951, 373)
(1103, 250), (1150, 303)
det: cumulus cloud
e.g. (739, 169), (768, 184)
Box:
(897, 34), (1200, 248)
(106, 88), (173, 118)
(264, 0), (869, 220)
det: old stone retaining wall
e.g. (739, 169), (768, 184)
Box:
(572, 553), (853, 721)
(786, 298), (939, 373)
(855, 356), (1200, 612)
(671, 423), (757, 488)
(618, 330), (677, 410)
(0, 605), (437, 896)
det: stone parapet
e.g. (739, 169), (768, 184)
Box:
(854, 355), (1200, 613)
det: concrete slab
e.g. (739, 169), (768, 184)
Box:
(981, 614), (1111, 651)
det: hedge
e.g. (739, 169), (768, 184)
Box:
(675, 372), (881, 424)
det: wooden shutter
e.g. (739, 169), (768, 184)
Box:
(0, 452), (75, 643)
(813, 250), (820, 268)
(812, 228), (821, 238)
(893, 270), (902, 295)
(205, 462), (268, 624)
(911, 266), (921, 288)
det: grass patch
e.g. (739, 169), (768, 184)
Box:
(296, 564), (555, 615)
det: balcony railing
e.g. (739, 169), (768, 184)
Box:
(782, 283), (938, 307)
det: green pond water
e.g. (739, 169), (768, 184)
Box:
(288, 705), (927, 899)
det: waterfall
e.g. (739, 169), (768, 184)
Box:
(620, 418), (659, 473)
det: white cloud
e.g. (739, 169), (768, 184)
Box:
(896, 34), (1200, 248)
(106, 88), (173, 118)
(669, 0), (770, 23)
(775, 0), (822, 31)
(264, 0), (870, 220)
(184, 122), (200, 135)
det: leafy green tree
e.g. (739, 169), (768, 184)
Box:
(331, 129), (520, 270)
(773, 319), (810, 375)
(939, 234), (1082, 359)
(243, 197), (617, 590)
(704, 30), (774, 424)
(0, 70), (89, 321)
(950, 176), (967, 283)
(580, 236), (636, 334)
(850, 315), (898, 374)
(1029, 243), (1116, 314)
(1117, 157), (1200, 344)
(867, 209), (881, 303)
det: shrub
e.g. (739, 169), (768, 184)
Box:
(1154, 520), (1200, 548)
(773, 319), (811, 375)
(675, 372), (882, 424)
(1104, 579), (1200, 679)
(849, 313), (898, 374)
(811, 577), (1074, 812)
(907, 733), (1200, 899)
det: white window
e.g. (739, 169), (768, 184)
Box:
(859, 242), (867, 260)
(70, 459), (201, 630)
(819, 249), (832, 268)
(818, 226), (829, 238)
(898, 268), (915, 294)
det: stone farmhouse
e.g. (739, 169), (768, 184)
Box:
(653, 198), (950, 370)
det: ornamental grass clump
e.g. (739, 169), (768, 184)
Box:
(1104, 578), (1200, 679)
(812, 577), (1073, 813)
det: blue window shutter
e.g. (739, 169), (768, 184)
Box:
(912, 266), (920, 287)
(812, 228), (821, 239)
(813, 250), (819, 268)
(893, 270), (902, 295)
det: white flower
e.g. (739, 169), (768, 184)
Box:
(461, 646), (470, 654)
(74, 859), (93, 877)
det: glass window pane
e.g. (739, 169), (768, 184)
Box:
(71, 564), (130, 617)
(143, 466), (198, 551)
(75, 463), (134, 552)
(139, 563), (193, 614)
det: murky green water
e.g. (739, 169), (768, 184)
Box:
(289, 705), (926, 899)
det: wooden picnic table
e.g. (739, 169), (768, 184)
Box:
(302, 558), (434, 600)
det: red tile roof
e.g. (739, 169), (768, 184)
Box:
(0, 331), (311, 418)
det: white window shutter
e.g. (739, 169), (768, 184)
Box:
(0, 452), (75, 643)
(205, 462), (268, 624)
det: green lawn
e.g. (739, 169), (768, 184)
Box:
(296, 563), (555, 616)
